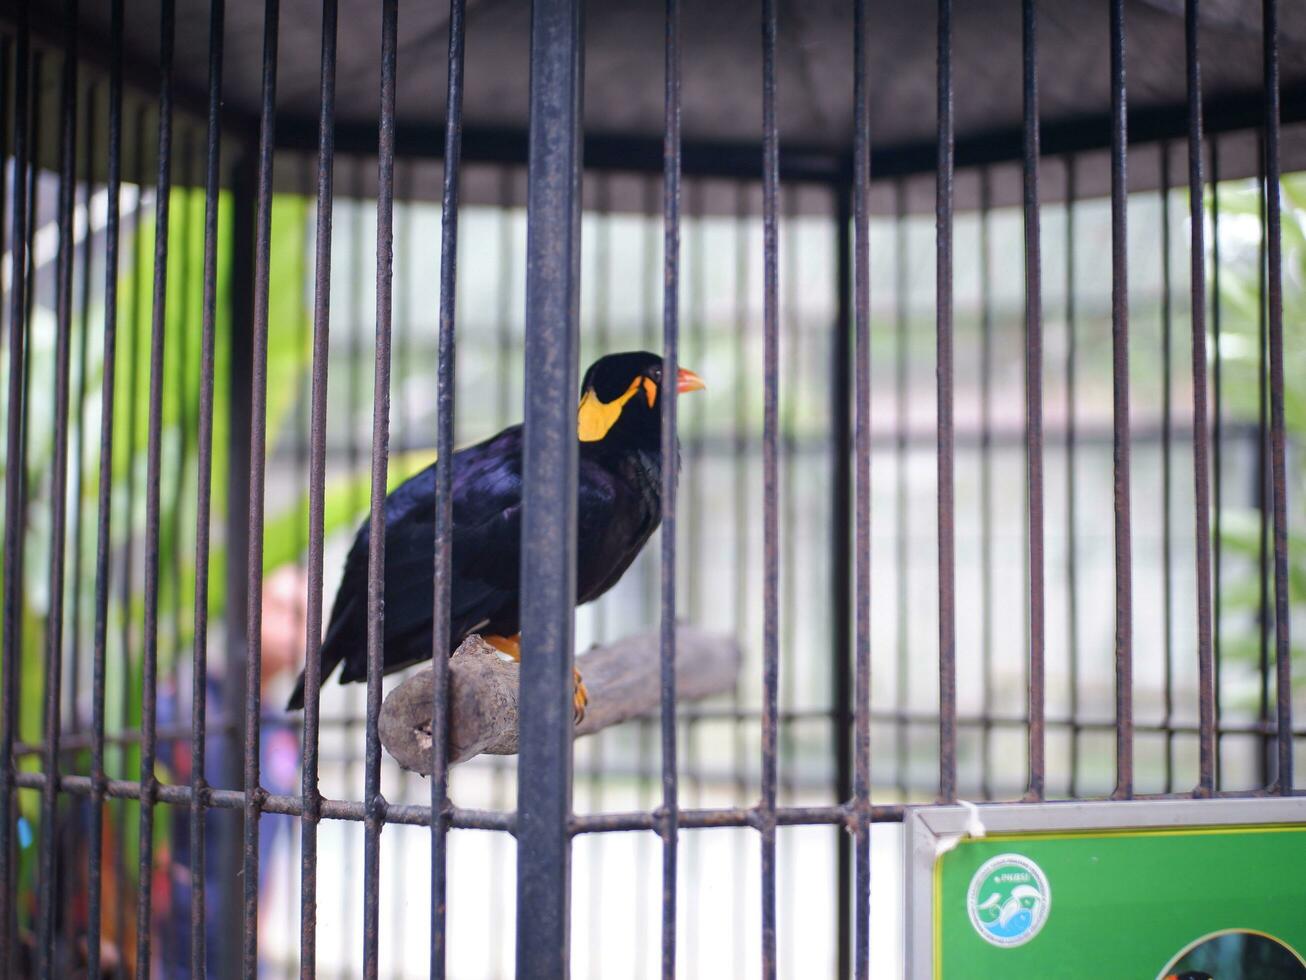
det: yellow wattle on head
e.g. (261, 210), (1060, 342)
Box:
(577, 377), (648, 442)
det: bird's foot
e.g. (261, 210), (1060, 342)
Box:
(573, 668), (588, 725)
(483, 633), (521, 662)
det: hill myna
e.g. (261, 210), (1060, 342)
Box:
(288, 350), (705, 723)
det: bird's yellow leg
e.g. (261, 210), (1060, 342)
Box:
(573, 668), (588, 725)
(485, 634), (585, 723)
(483, 634), (520, 661)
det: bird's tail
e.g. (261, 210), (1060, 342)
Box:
(286, 601), (356, 711)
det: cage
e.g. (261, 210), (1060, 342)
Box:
(0, 0), (1302, 977)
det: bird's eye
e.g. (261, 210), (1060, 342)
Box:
(648, 367), (662, 383)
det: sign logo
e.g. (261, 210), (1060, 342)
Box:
(966, 853), (1051, 948)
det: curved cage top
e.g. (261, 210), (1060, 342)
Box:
(11, 0), (1306, 207)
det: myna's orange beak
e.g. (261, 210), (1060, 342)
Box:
(676, 367), (706, 394)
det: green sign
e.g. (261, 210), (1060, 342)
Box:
(906, 799), (1306, 979)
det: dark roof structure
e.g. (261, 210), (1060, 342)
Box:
(10, 0), (1306, 208)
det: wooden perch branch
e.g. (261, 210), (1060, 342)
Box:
(379, 626), (741, 772)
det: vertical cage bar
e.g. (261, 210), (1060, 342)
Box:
(831, 187), (852, 980)
(243, 0), (281, 970)
(299, 0), (335, 973)
(851, 0), (873, 975)
(363, 2), (399, 974)
(431, 0), (466, 975)
(36, 2), (78, 974)
(1160, 144), (1175, 794)
(1021, 0), (1046, 802)
(894, 181), (909, 800)
(659, 0), (682, 975)
(1064, 154), (1079, 799)
(1255, 134), (1270, 788)
(516, 0), (584, 973)
(936, 0), (957, 805)
(1210, 135), (1223, 788)
(87, 6), (124, 972)
(190, 0), (224, 972)
(69, 72), (95, 774)
(1262, 0), (1292, 793)
(1109, 0), (1133, 800)
(759, 0), (781, 975)
(1184, 0), (1216, 798)
(137, 3), (177, 971)
(0, 9), (30, 974)
(978, 168), (994, 800)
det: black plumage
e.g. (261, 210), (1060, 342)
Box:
(287, 351), (703, 711)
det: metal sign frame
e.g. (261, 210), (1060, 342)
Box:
(904, 796), (1306, 979)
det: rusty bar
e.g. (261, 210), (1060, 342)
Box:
(1185, 0), (1216, 798)
(1160, 143), (1175, 794)
(136, 3), (176, 972)
(760, 0), (781, 974)
(86, 6), (123, 971)
(362, 1), (399, 974)
(659, 0), (682, 975)
(0, 9), (30, 974)
(978, 167), (994, 800)
(1109, 0), (1134, 801)
(1263, 0), (1292, 793)
(1064, 154), (1080, 799)
(936, 0), (957, 805)
(851, 0), (873, 974)
(69, 67), (95, 792)
(1210, 133), (1223, 789)
(1112, 0), (1133, 799)
(894, 179), (909, 799)
(242, 0), (280, 970)
(1256, 134), (1270, 787)
(515, 0), (584, 972)
(1022, 0), (1046, 802)
(430, 0), (465, 974)
(832, 181), (853, 980)
(36, 3), (78, 974)
(298, 0), (335, 973)
(189, 0), (223, 972)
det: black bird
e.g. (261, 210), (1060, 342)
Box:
(287, 351), (705, 719)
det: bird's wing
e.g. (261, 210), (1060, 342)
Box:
(317, 427), (526, 689)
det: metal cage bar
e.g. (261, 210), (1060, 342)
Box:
(429, 0), (465, 973)
(298, 0), (334, 973)
(241, 0), (280, 969)
(1022, 0), (1047, 803)
(935, 0), (957, 807)
(135, 3), (176, 972)
(35, 3), (77, 974)
(1263, 0), (1293, 797)
(1109, 0), (1134, 801)
(1185, 0), (1216, 799)
(516, 0), (584, 972)
(0, 9), (31, 973)
(189, 0), (224, 972)
(658, 0), (683, 975)
(759, 0), (782, 975)
(850, 1), (873, 977)
(363, 2), (399, 974)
